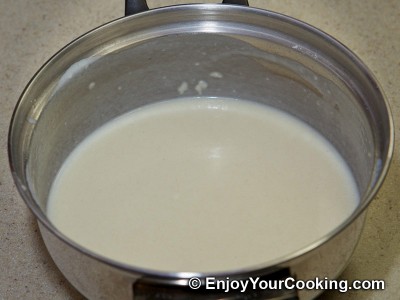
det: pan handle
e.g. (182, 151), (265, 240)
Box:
(125, 0), (249, 16)
(125, 0), (148, 15)
(132, 268), (299, 299)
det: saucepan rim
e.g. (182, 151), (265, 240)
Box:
(8, 3), (394, 280)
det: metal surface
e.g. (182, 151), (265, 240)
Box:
(8, 3), (394, 300)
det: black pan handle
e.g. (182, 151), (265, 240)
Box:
(222, 0), (249, 5)
(125, 0), (249, 16)
(125, 0), (148, 15)
(133, 268), (299, 299)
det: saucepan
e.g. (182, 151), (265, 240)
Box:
(8, 0), (393, 299)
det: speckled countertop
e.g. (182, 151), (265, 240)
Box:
(1, 1), (399, 299)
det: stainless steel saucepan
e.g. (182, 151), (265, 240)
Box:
(8, 1), (394, 299)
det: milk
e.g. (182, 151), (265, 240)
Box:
(47, 97), (359, 273)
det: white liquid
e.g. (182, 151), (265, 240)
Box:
(47, 97), (359, 273)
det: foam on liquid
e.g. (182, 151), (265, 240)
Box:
(47, 97), (359, 273)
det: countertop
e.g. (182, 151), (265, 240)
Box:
(1, 1), (399, 299)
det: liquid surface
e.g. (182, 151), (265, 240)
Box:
(47, 97), (359, 273)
